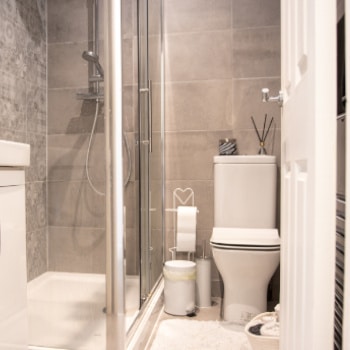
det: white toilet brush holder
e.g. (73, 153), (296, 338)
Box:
(195, 257), (211, 308)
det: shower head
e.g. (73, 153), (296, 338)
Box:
(82, 50), (99, 62)
(82, 50), (104, 78)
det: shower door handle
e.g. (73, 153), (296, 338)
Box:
(148, 80), (153, 153)
(139, 80), (153, 152)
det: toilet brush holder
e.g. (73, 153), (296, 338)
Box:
(195, 258), (211, 308)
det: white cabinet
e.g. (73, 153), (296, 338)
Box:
(0, 170), (28, 349)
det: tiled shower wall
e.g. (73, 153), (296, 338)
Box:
(0, 0), (47, 281)
(47, 0), (106, 273)
(46, 0), (138, 276)
(163, 0), (281, 296)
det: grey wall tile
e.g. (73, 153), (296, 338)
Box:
(26, 51), (47, 86)
(211, 280), (223, 298)
(234, 127), (281, 164)
(164, 0), (232, 33)
(0, 128), (26, 143)
(48, 42), (89, 88)
(165, 130), (232, 181)
(232, 78), (281, 130)
(48, 134), (88, 181)
(148, 0), (162, 36)
(48, 180), (105, 227)
(0, 11), (26, 51)
(148, 132), (163, 183)
(27, 84), (46, 134)
(165, 31), (232, 82)
(126, 228), (139, 275)
(48, 89), (104, 135)
(26, 132), (47, 182)
(165, 80), (233, 132)
(122, 0), (137, 38)
(0, 45), (26, 83)
(124, 182), (137, 229)
(149, 179), (163, 230)
(48, 0), (88, 44)
(149, 35), (162, 83)
(15, 0), (46, 45)
(123, 86), (138, 133)
(232, 26), (281, 78)
(0, 71), (26, 131)
(26, 181), (47, 232)
(232, 0), (280, 28)
(122, 38), (135, 86)
(48, 133), (106, 183)
(49, 88), (91, 134)
(48, 226), (105, 273)
(27, 228), (48, 281)
(0, 1), (17, 21)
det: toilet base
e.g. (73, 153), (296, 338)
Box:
(223, 301), (265, 325)
(211, 248), (280, 324)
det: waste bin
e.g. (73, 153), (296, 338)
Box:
(163, 260), (196, 315)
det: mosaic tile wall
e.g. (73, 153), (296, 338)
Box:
(0, 0), (48, 281)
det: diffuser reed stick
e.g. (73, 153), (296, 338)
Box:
(251, 114), (274, 155)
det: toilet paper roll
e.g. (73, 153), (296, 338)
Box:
(176, 206), (197, 252)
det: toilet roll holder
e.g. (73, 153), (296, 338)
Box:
(166, 188), (199, 260)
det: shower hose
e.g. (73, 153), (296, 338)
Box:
(85, 99), (132, 196)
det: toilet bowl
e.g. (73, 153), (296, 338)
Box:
(210, 227), (280, 324)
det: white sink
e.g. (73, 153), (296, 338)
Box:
(0, 140), (30, 167)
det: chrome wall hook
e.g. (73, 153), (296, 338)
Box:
(261, 88), (283, 107)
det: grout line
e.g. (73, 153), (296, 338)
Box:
(163, 25), (280, 39)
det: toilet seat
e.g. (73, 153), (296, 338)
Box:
(210, 227), (280, 251)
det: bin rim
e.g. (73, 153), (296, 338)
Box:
(164, 260), (196, 271)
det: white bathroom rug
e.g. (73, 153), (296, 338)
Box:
(150, 319), (252, 350)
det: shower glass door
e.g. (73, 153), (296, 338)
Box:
(138, 0), (164, 303)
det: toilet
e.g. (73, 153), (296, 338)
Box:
(210, 155), (280, 325)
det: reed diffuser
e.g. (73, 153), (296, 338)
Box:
(251, 114), (274, 155)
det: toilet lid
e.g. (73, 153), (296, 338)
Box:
(210, 227), (280, 250)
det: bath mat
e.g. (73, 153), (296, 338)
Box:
(150, 319), (252, 350)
